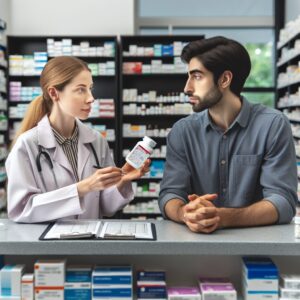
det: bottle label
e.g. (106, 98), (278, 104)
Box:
(126, 145), (150, 169)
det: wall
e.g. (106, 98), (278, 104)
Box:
(9, 0), (134, 36)
(0, 0), (10, 34)
(285, 0), (300, 23)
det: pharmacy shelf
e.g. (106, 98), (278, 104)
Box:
(277, 79), (300, 90)
(0, 219), (299, 255)
(278, 104), (300, 109)
(277, 49), (300, 67)
(7, 35), (120, 162)
(120, 35), (202, 219)
(277, 29), (300, 50)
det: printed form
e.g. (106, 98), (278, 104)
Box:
(42, 220), (154, 240)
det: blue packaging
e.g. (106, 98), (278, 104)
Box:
(243, 257), (278, 279)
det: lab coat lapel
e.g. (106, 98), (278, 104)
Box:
(37, 115), (75, 176)
(76, 119), (97, 180)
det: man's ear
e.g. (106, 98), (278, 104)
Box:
(218, 70), (233, 89)
(48, 87), (59, 101)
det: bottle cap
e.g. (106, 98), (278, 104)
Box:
(143, 136), (156, 148)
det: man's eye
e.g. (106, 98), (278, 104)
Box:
(194, 74), (202, 80)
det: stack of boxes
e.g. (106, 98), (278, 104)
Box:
(198, 278), (237, 300)
(9, 81), (42, 102)
(47, 39), (115, 57)
(92, 266), (132, 300)
(123, 42), (187, 57)
(21, 273), (34, 300)
(34, 260), (66, 300)
(65, 266), (92, 300)
(90, 99), (115, 118)
(137, 270), (167, 300)
(9, 53), (47, 76)
(0, 264), (25, 299)
(168, 287), (201, 300)
(242, 257), (279, 300)
(280, 274), (300, 299)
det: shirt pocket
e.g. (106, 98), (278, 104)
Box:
(232, 154), (262, 204)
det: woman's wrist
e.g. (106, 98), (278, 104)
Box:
(76, 179), (90, 198)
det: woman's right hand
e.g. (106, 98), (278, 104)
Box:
(76, 167), (122, 197)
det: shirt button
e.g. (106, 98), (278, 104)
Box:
(221, 160), (226, 165)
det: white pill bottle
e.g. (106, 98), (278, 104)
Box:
(125, 136), (156, 170)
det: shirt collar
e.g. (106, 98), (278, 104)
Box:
(52, 124), (79, 146)
(203, 96), (251, 130)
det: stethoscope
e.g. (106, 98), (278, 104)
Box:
(36, 143), (101, 191)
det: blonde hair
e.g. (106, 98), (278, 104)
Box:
(11, 56), (90, 147)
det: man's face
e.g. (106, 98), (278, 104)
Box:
(184, 57), (222, 113)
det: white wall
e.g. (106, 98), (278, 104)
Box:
(0, 0), (10, 34)
(285, 0), (300, 23)
(10, 0), (134, 36)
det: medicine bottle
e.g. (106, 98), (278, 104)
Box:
(123, 136), (156, 172)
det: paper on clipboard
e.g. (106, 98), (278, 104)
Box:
(41, 220), (155, 240)
(99, 221), (153, 239)
(43, 219), (101, 239)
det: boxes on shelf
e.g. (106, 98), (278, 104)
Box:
(0, 264), (25, 297)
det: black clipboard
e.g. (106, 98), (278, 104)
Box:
(39, 222), (157, 241)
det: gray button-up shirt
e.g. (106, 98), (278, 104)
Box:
(159, 98), (298, 224)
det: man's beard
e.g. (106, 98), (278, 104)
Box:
(190, 85), (222, 113)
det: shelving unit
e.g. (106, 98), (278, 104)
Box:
(7, 36), (119, 160)
(276, 16), (300, 201)
(120, 35), (203, 219)
(0, 19), (8, 213)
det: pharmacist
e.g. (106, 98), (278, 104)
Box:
(6, 56), (150, 223)
(159, 36), (297, 233)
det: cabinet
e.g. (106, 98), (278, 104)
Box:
(1, 219), (300, 300)
(120, 35), (203, 219)
(276, 16), (300, 200)
(7, 36), (119, 161)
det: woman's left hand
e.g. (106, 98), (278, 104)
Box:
(121, 159), (151, 182)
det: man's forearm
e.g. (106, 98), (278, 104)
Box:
(164, 198), (186, 223)
(218, 199), (279, 228)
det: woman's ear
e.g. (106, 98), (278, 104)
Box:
(48, 87), (59, 101)
(218, 70), (233, 89)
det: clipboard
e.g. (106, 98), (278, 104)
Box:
(39, 220), (157, 241)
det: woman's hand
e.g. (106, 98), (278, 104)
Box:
(76, 166), (122, 197)
(121, 159), (151, 182)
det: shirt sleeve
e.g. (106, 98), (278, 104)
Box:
(158, 121), (191, 218)
(261, 114), (298, 224)
(99, 138), (134, 217)
(6, 139), (84, 223)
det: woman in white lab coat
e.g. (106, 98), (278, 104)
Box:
(6, 56), (150, 223)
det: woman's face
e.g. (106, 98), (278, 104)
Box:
(56, 70), (94, 120)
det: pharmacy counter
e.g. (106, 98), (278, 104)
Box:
(0, 219), (298, 256)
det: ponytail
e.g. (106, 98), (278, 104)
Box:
(11, 95), (52, 148)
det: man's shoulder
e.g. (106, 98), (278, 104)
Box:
(173, 111), (205, 129)
(251, 103), (288, 124)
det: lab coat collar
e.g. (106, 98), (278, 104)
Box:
(37, 115), (97, 180)
(37, 115), (96, 148)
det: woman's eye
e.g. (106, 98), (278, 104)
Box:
(78, 88), (85, 93)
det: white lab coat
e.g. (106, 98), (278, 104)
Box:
(5, 115), (134, 223)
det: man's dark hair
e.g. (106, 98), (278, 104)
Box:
(181, 36), (251, 96)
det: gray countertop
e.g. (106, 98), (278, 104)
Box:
(0, 219), (299, 255)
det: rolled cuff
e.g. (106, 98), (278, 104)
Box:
(159, 192), (187, 219)
(264, 193), (296, 224)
